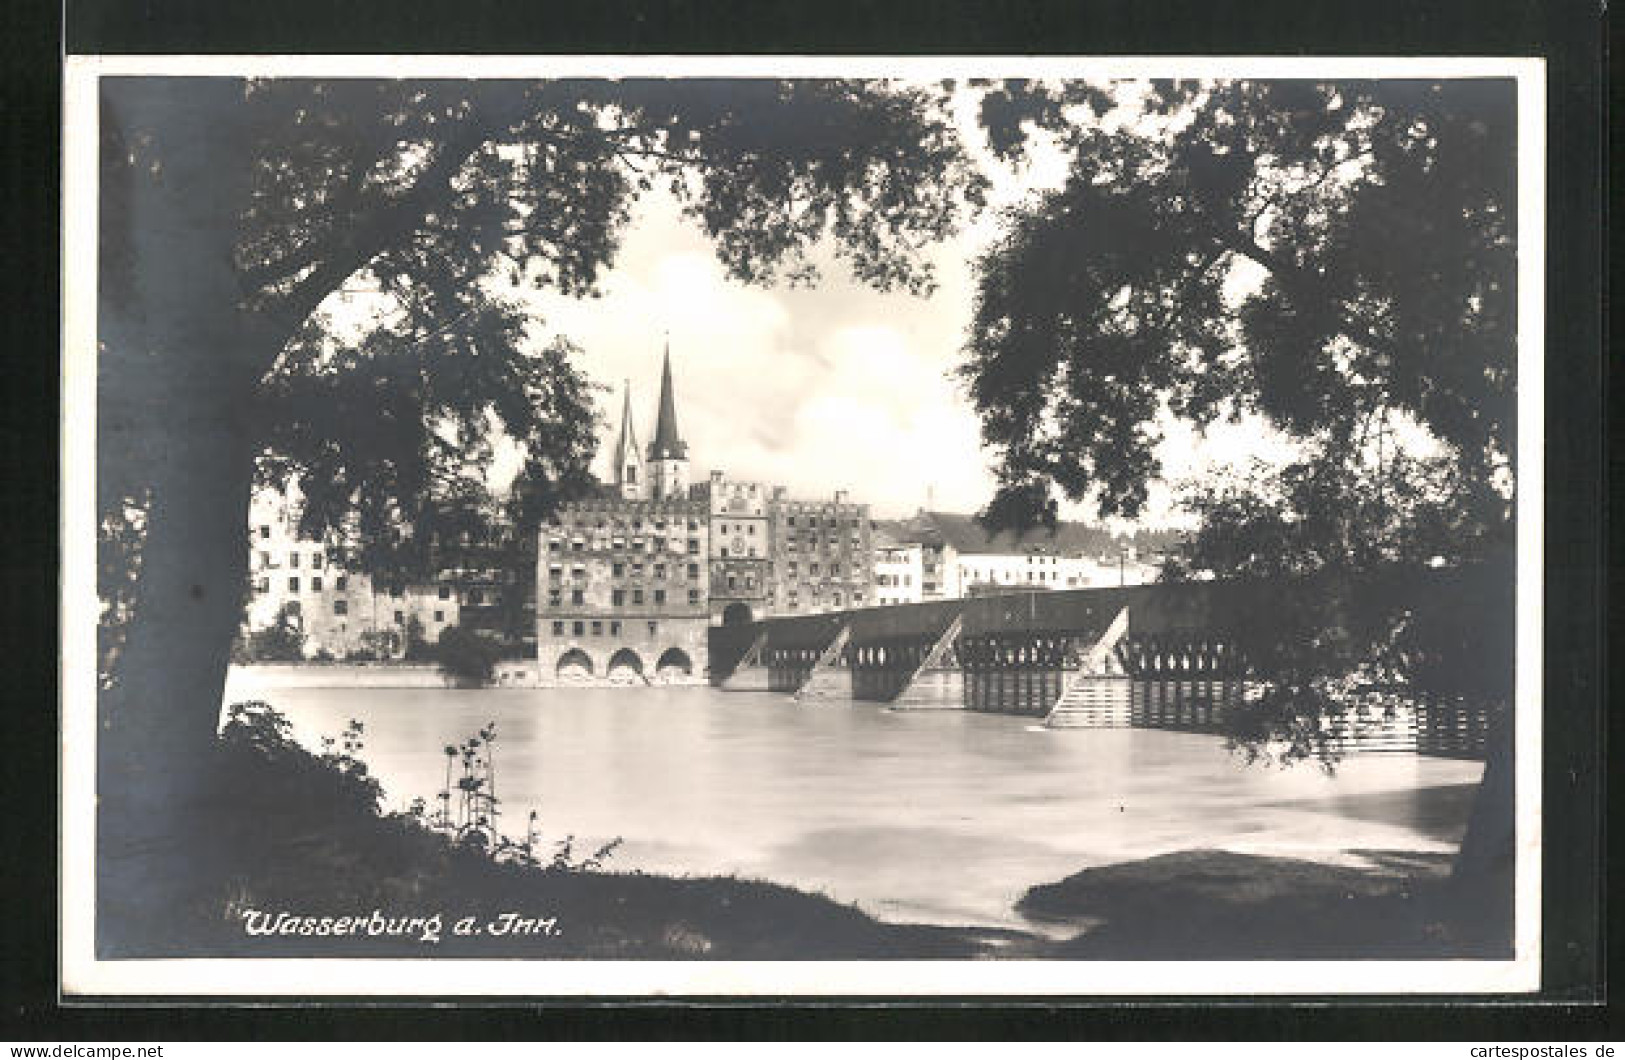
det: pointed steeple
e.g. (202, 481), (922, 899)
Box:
(647, 340), (687, 461)
(611, 379), (645, 499)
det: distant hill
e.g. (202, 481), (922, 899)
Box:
(872, 511), (1182, 559)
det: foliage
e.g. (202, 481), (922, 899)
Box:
(960, 78), (1518, 761)
(231, 602), (307, 663)
(435, 624), (501, 686)
(963, 79), (1514, 534)
(218, 701), (383, 818)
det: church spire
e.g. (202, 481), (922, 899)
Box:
(647, 339), (687, 461)
(611, 378), (645, 499)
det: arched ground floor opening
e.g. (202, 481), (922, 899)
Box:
(721, 602), (754, 626)
(655, 647), (694, 681)
(556, 648), (594, 681)
(606, 647), (646, 683)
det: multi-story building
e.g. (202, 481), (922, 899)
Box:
(873, 536), (924, 607)
(244, 491), (459, 659)
(701, 470), (772, 626)
(766, 489), (875, 616)
(534, 347), (710, 682)
(872, 511), (1164, 603)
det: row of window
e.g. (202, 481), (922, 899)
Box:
(257, 549), (325, 570)
(550, 619), (661, 638)
(546, 588), (703, 608)
(876, 573), (914, 587)
(783, 515), (863, 529)
(547, 537), (702, 555)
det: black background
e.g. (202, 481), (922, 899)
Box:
(5, 0), (1611, 1040)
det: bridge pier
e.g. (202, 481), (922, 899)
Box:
(720, 630), (773, 692)
(794, 625), (852, 702)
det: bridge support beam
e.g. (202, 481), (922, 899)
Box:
(720, 630), (773, 692)
(1046, 607), (1131, 728)
(890, 614), (965, 710)
(794, 625), (852, 702)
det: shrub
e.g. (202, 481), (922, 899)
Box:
(436, 625), (500, 687)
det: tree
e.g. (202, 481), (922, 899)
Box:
(960, 78), (1517, 941)
(436, 625), (502, 688)
(94, 76), (987, 907)
(963, 78), (1515, 715)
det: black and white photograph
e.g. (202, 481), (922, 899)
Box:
(60, 55), (1544, 997)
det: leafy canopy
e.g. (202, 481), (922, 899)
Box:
(99, 77), (989, 585)
(963, 78), (1516, 556)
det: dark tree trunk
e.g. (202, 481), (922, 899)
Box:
(95, 79), (276, 954)
(1443, 704), (1516, 953)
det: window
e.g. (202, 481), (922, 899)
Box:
(647, 621), (659, 636)
(548, 539), (561, 553)
(438, 585), (450, 599)
(570, 589), (584, 605)
(289, 552), (300, 569)
(394, 610), (404, 624)
(612, 561), (625, 577)
(312, 553), (324, 570)
(633, 589), (644, 605)
(258, 550), (270, 568)
(831, 563), (841, 577)
(571, 538), (585, 552)
(547, 589), (561, 607)
(745, 575), (755, 589)
(255, 577), (269, 594)
(688, 589), (700, 605)
(434, 610), (444, 623)
(391, 586), (403, 598)
(288, 576), (300, 592)
(687, 563), (699, 580)
(613, 589), (625, 606)
(632, 562), (644, 577)
(688, 539), (700, 554)
(810, 563), (820, 576)
(720, 546), (728, 558)
(552, 620), (565, 636)
(832, 593), (843, 607)
(625, 464), (637, 483)
(610, 620), (622, 635)
(469, 589), (483, 605)
(311, 576), (323, 592)
(748, 524), (756, 535)
(571, 565), (586, 581)
(591, 620), (602, 636)
(572, 621), (585, 636)
(259, 525), (270, 540)
(653, 589), (666, 605)
(654, 563), (666, 579)
(548, 566), (562, 584)
(336, 575), (347, 591)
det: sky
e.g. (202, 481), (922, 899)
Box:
(486, 84), (1303, 528)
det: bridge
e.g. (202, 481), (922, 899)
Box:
(707, 564), (1513, 759)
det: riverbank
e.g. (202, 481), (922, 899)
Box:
(99, 700), (1502, 960)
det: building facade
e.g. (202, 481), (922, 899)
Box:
(701, 470), (772, 626)
(244, 491), (459, 659)
(765, 490), (875, 616)
(873, 539), (924, 606)
(534, 347), (710, 682)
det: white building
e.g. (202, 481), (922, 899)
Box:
(873, 540), (924, 606)
(875, 511), (1165, 601)
(245, 491), (459, 659)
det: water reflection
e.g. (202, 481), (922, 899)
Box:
(223, 674), (1484, 930)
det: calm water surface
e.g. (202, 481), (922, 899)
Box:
(223, 673), (1484, 930)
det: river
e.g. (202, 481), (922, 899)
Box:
(222, 671), (1485, 931)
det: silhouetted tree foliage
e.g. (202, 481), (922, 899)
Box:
(96, 77), (987, 830)
(963, 79), (1517, 765)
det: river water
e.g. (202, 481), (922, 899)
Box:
(222, 672), (1485, 931)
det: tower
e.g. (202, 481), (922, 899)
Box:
(647, 341), (690, 501)
(611, 379), (647, 500)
